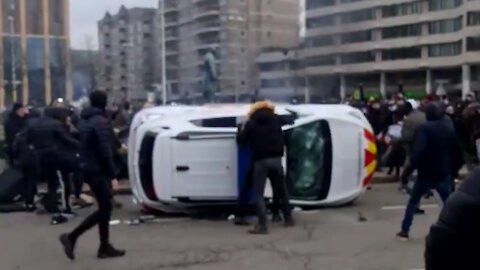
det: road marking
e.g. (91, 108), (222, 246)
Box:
(381, 204), (438, 211)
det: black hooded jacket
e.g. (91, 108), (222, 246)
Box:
(238, 108), (286, 161)
(26, 108), (79, 155)
(427, 167), (480, 262)
(410, 104), (463, 181)
(79, 107), (116, 179)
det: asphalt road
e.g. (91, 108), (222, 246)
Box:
(0, 183), (440, 270)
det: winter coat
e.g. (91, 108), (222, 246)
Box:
(238, 103), (287, 162)
(410, 104), (463, 182)
(426, 167), (480, 267)
(26, 114), (79, 155)
(401, 110), (426, 144)
(78, 107), (116, 179)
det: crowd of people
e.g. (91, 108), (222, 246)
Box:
(359, 92), (480, 269)
(3, 91), (132, 260)
(4, 89), (480, 266)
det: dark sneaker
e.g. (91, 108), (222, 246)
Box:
(59, 233), (76, 260)
(271, 213), (282, 223)
(396, 231), (409, 241)
(25, 204), (36, 212)
(234, 217), (250, 226)
(248, 225), (269, 235)
(414, 208), (426, 215)
(62, 209), (78, 218)
(98, 245), (126, 259)
(51, 214), (68, 225)
(284, 218), (295, 228)
(72, 197), (93, 209)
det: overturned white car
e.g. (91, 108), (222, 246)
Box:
(128, 104), (377, 213)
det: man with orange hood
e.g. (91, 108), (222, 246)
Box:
(238, 101), (294, 234)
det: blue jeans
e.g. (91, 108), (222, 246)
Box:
(401, 177), (451, 233)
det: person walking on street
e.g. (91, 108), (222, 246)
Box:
(238, 101), (294, 234)
(396, 103), (463, 241)
(60, 91), (125, 260)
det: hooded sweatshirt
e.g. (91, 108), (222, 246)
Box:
(410, 103), (463, 182)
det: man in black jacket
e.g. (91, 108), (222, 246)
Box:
(425, 167), (480, 269)
(27, 107), (80, 219)
(60, 91), (125, 260)
(238, 101), (294, 234)
(396, 103), (463, 240)
(4, 103), (29, 164)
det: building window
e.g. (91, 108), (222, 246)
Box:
(340, 8), (375, 24)
(305, 35), (335, 48)
(467, 11), (480, 26)
(341, 30), (372, 44)
(341, 51), (375, 64)
(304, 55), (336, 67)
(341, 0), (366, 3)
(429, 17), (463, 34)
(259, 62), (288, 72)
(467, 36), (480, 51)
(306, 15), (335, 29)
(382, 1), (422, 18)
(261, 79), (287, 88)
(429, 0), (463, 11)
(306, 0), (335, 10)
(428, 41), (462, 57)
(382, 47), (422, 60)
(382, 23), (422, 39)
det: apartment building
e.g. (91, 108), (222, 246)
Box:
(98, 6), (156, 104)
(0, 0), (72, 107)
(302, 0), (480, 100)
(157, 0), (299, 100)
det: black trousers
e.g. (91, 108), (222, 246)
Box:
(252, 158), (291, 227)
(41, 154), (79, 213)
(70, 173), (112, 247)
(237, 165), (281, 218)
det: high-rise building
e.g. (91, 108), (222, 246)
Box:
(97, 6), (156, 104)
(304, 0), (480, 100)
(157, 0), (299, 100)
(0, 0), (72, 107)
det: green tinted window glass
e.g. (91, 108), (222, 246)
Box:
(285, 120), (332, 200)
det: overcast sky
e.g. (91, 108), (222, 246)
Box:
(70, 0), (157, 50)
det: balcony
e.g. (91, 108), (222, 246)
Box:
(195, 26), (221, 36)
(193, 5), (220, 20)
(164, 0), (177, 14)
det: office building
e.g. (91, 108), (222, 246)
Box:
(0, 0), (72, 107)
(157, 0), (299, 100)
(303, 0), (480, 99)
(97, 6), (156, 104)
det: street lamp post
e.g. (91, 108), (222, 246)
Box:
(8, 15), (17, 103)
(160, 0), (167, 105)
